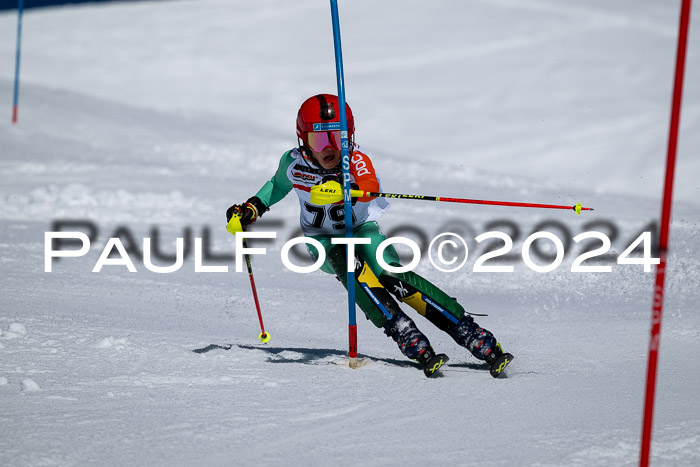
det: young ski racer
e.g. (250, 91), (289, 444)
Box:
(226, 94), (513, 378)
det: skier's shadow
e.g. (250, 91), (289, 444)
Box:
(193, 343), (419, 369)
(192, 344), (498, 376)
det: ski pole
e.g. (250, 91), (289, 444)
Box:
(241, 236), (270, 344)
(227, 214), (270, 344)
(310, 181), (593, 214)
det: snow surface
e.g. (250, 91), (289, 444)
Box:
(1, 0), (699, 466)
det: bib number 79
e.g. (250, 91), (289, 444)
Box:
(304, 202), (356, 230)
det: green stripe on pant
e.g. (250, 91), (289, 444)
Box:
(308, 221), (466, 329)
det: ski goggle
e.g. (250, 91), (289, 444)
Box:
(306, 130), (342, 152)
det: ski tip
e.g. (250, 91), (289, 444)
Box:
(258, 332), (271, 344)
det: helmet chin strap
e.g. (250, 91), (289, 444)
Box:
(298, 138), (314, 163)
(301, 146), (315, 160)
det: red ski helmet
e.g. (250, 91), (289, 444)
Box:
(296, 94), (355, 151)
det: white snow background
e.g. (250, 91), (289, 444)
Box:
(1, 0), (699, 465)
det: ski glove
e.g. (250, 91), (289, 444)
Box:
(226, 196), (268, 226)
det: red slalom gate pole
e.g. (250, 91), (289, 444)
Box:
(640, 1), (692, 465)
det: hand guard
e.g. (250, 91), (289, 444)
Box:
(320, 175), (359, 206)
(226, 196), (268, 226)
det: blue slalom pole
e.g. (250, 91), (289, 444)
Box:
(12, 0), (24, 124)
(329, 0), (358, 368)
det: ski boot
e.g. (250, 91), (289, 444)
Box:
(448, 315), (513, 378)
(384, 311), (449, 378)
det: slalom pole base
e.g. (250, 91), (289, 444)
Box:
(258, 332), (271, 344)
(349, 324), (358, 369)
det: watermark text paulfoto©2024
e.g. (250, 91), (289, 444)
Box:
(44, 229), (660, 274)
